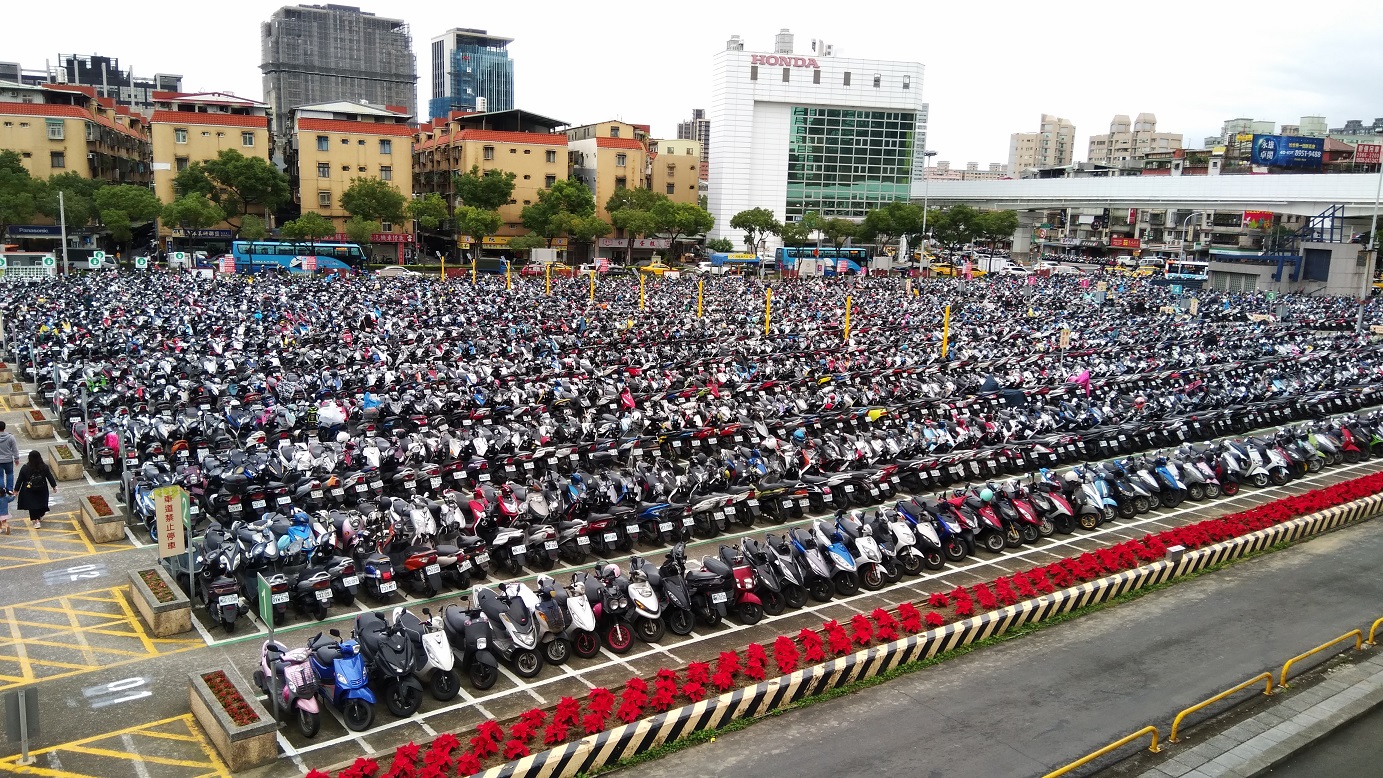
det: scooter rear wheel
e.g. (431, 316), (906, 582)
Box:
(664, 608), (695, 636)
(342, 699), (374, 731)
(297, 707), (320, 738)
(634, 616), (665, 644)
(469, 663), (498, 690)
(430, 669), (460, 701)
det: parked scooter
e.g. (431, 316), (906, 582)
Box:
(307, 629), (375, 731)
(254, 640), (321, 737)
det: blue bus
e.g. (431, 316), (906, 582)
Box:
(776, 246), (869, 275)
(230, 240), (362, 273)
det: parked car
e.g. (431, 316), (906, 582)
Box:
(377, 266), (422, 278)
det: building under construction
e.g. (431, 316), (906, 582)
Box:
(261, 4), (417, 157)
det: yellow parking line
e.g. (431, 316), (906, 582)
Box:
(110, 588), (158, 655)
(58, 745), (217, 770)
(0, 714), (229, 777)
(132, 730), (202, 743)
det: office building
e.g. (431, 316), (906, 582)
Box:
(0, 54), (181, 115)
(1008, 114), (1075, 175)
(706, 29), (927, 248)
(428, 28), (515, 121)
(1086, 113), (1182, 168)
(677, 108), (710, 167)
(262, 4), (417, 158)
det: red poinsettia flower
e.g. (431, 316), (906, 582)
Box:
(925, 611), (947, 628)
(897, 602), (923, 634)
(503, 740), (531, 760)
(455, 751), (482, 775)
(927, 592), (950, 608)
(773, 635), (801, 674)
(586, 687), (615, 718)
(682, 681), (706, 702)
(849, 613), (874, 645)
(686, 662), (710, 685)
(582, 712), (608, 735)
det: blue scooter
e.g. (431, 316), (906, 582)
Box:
(307, 629), (375, 731)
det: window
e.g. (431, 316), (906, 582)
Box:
(175, 156), (189, 172)
(523, 148), (531, 154)
(813, 69), (821, 84)
(86, 123), (94, 141)
(522, 200), (531, 205)
(50, 151), (64, 168)
(18, 122), (27, 128)
(843, 71), (851, 86)
(342, 165), (351, 171)
(202, 131), (210, 137)
(379, 139), (392, 154)
(357, 166), (366, 172)
(667, 164), (675, 176)
(545, 150), (557, 163)
(341, 138), (349, 145)
(483, 146), (494, 160)
(616, 153), (627, 167)
(902, 75), (910, 90)
(666, 183), (675, 194)
(545, 174), (556, 187)
(782, 68), (791, 82)
(241, 131), (255, 146)
(381, 222), (392, 232)
(318, 191), (332, 207)
(216, 131), (225, 138)
(615, 176), (626, 189)
(522, 174), (531, 180)
(317, 135), (329, 151)
(1, 122), (9, 127)
(687, 148), (694, 155)
(509, 148), (516, 154)
(609, 126), (620, 138)
(380, 165), (392, 181)
(357, 139), (365, 145)
(175, 127), (188, 144)
(750, 65), (758, 81)
(873, 73), (881, 87)
(317, 162), (330, 178)
(46, 119), (64, 140)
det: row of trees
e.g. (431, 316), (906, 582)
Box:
(0, 150), (166, 249)
(722, 203), (1019, 257)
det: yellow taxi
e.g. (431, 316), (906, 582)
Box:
(638, 259), (671, 276)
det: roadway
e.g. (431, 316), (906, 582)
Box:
(629, 507), (1383, 778)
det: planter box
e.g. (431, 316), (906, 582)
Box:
(3, 383), (29, 407)
(188, 667), (277, 772)
(80, 493), (126, 543)
(22, 410), (52, 439)
(128, 566), (191, 637)
(47, 443), (84, 482)
(0, 367), (14, 383)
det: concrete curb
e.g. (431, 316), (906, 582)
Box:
(478, 492), (1383, 778)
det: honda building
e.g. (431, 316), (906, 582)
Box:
(707, 30), (927, 249)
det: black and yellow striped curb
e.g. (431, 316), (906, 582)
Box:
(477, 492), (1383, 778)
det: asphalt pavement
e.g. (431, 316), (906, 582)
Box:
(628, 511), (1383, 778)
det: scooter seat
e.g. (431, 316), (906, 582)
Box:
(702, 557), (731, 576)
(686, 570), (721, 585)
(313, 645), (341, 665)
(436, 544), (459, 556)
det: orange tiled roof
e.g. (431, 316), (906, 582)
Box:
(150, 110), (268, 129)
(96, 96), (115, 109)
(42, 83), (97, 97)
(0, 101), (146, 141)
(297, 117), (415, 137)
(413, 129), (568, 152)
(596, 136), (644, 150)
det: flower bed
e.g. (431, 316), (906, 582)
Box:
(139, 569), (175, 603)
(29, 410), (44, 422)
(87, 494), (113, 517)
(203, 671), (260, 726)
(54, 443), (76, 460)
(305, 471), (1383, 778)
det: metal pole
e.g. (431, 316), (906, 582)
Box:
(1356, 163), (1383, 335)
(17, 689), (32, 766)
(919, 149), (935, 266)
(59, 191), (69, 274)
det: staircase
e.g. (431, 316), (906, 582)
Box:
(1267, 204), (1347, 282)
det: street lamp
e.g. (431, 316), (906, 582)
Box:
(919, 149), (938, 267)
(1178, 210), (1199, 266)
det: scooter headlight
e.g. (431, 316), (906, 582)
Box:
(618, 596), (629, 608)
(336, 672), (349, 686)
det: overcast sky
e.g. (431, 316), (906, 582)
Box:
(7, 0), (1383, 166)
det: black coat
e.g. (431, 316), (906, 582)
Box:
(16, 462), (56, 513)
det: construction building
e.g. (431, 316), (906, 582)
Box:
(428, 28), (515, 121)
(261, 4), (417, 161)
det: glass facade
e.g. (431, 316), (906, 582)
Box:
(428, 42), (514, 120)
(785, 107), (917, 221)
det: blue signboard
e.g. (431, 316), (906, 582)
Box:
(5, 225), (63, 237)
(1251, 135), (1323, 168)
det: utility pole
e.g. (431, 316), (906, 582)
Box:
(1357, 161), (1383, 336)
(58, 191), (70, 274)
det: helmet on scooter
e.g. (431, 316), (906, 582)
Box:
(600, 563), (622, 579)
(979, 488), (994, 503)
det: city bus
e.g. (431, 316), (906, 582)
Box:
(229, 240), (363, 273)
(1164, 258), (1210, 282)
(776, 246), (869, 275)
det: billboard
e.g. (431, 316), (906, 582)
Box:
(1356, 143), (1382, 165)
(1251, 134), (1323, 168)
(1242, 211), (1274, 229)
(1110, 236), (1140, 249)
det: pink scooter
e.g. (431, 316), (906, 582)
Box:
(253, 639), (322, 737)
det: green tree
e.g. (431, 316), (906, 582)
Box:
(344, 216), (382, 247)
(932, 205), (982, 250)
(653, 200), (714, 261)
(821, 217), (858, 253)
(161, 194), (225, 232)
(455, 205), (503, 244)
(858, 201), (922, 254)
(172, 149), (289, 235)
(506, 233), (548, 262)
(454, 165), (516, 211)
(280, 212), (336, 255)
(775, 220), (812, 255)
(521, 179), (596, 246)
(559, 214), (611, 262)
(974, 210), (1019, 251)
(340, 177), (406, 225)
(406, 192), (449, 230)
(729, 207), (780, 254)
(94, 185), (162, 249)
(0, 151), (40, 240)
(706, 237), (734, 253)
(238, 214), (269, 241)
(605, 187), (665, 215)
(35, 172), (102, 232)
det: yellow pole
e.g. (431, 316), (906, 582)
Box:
(471, 255), (476, 285)
(697, 278), (704, 319)
(440, 251), (446, 280)
(764, 287), (772, 335)
(639, 272), (646, 311)
(506, 260), (512, 291)
(844, 295), (852, 341)
(589, 269), (595, 303)
(941, 304), (951, 360)
(545, 263), (552, 296)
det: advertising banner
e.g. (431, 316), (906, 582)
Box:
(1355, 143), (1382, 165)
(1110, 236), (1141, 249)
(1242, 211), (1275, 229)
(1251, 135), (1323, 168)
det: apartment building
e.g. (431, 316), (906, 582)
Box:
(288, 100), (413, 232)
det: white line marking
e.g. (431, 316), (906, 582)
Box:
(496, 665), (546, 704)
(275, 732), (309, 773)
(119, 733), (153, 778)
(123, 526), (148, 547)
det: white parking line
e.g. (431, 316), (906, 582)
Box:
(496, 664), (546, 704)
(123, 526), (149, 547)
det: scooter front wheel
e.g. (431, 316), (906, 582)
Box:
(807, 579), (834, 603)
(469, 663), (498, 690)
(834, 571), (860, 597)
(604, 623), (634, 654)
(860, 564), (885, 591)
(512, 649), (543, 678)
(342, 699), (374, 731)
(1078, 512), (1100, 531)
(782, 584), (810, 610)
(1037, 517), (1055, 538)
(1251, 473), (1269, 488)
(572, 629), (603, 657)
(942, 538), (967, 562)
(384, 679), (422, 717)
(664, 608), (695, 635)
(430, 669), (460, 701)
(759, 588), (785, 616)
(634, 616), (666, 644)
(543, 637), (573, 665)
(1221, 480), (1240, 496)
(297, 707), (320, 738)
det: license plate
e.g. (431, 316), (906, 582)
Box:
(734, 435), (744, 443)
(217, 595), (237, 607)
(430, 477), (442, 487)
(463, 419), (472, 426)
(1119, 435), (1127, 441)
(511, 544), (526, 556)
(602, 532), (618, 542)
(548, 458), (557, 465)
(931, 470), (941, 477)
(747, 499), (759, 507)
(458, 559), (472, 572)
(483, 418), (492, 425)
(544, 540), (558, 550)
(370, 481), (383, 490)
(673, 441), (682, 448)
(479, 473), (491, 482)
(891, 476), (900, 484)
(270, 592), (289, 605)
(277, 496), (291, 505)
(570, 454), (580, 461)
(475, 553), (490, 564)
(798, 499), (809, 507)
(425, 563), (441, 575)
(844, 485), (855, 492)
(379, 581), (397, 593)
(710, 592), (728, 604)
(524, 462), (534, 470)
(403, 480), (415, 490)
(356, 484), (368, 492)
(189, 505), (200, 514)
(126, 459), (139, 467)
(311, 490), (323, 499)
(659, 521), (673, 532)
(342, 576), (359, 587)
(576, 536), (590, 546)
(332, 488), (344, 497)
(314, 589), (332, 602)
(505, 465), (516, 473)
(252, 499), (266, 509)
(715, 510), (726, 519)
(632, 448), (642, 456)
(782, 499), (793, 507)
(229, 503), (243, 513)
(708, 438), (718, 445)
(101, 457), (114, 464)
(453, 472), (465, 480)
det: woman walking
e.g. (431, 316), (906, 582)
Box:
(16, 450), (56, 530)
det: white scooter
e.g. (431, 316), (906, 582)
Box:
(564, 578), (600, 659)
(390, 606), (461, 701)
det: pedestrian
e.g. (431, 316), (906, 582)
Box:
(15, 450), (56, 530)
(0, 486), (9, 535)
(0, 420), (18, 492)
